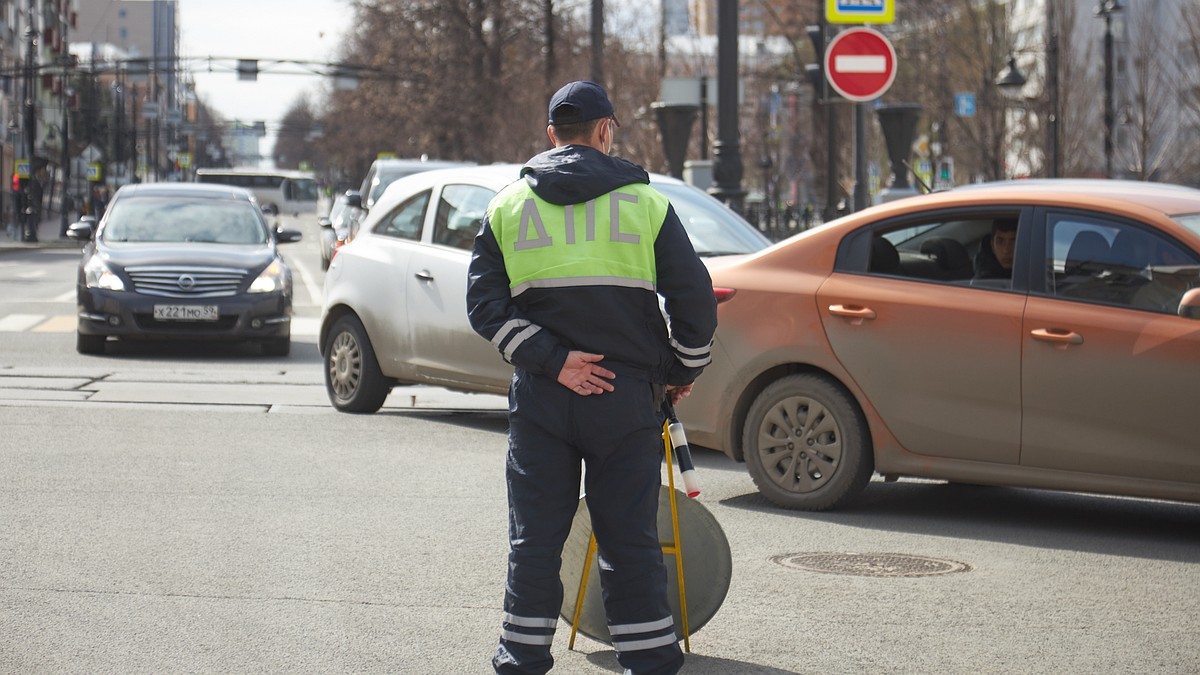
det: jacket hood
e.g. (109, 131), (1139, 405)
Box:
(520, 145), (649, 206)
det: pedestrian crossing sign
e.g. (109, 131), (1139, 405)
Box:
(86, 163), (102, 182)
(14, 159), (30, 179)
(827, 0), (894, 24)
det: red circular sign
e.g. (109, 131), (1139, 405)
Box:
(824, 27), (897, 102)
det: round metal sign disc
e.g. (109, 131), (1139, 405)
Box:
(559, 486), (732, 644)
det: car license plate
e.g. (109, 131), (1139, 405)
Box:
(153, 304), (219, 321)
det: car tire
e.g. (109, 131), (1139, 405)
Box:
(262, 337), (291, 357)
(742, 374), (873, 511)
(76, 332), (106, 355)
(324, 314), (390, 413)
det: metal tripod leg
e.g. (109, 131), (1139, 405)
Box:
(568, 419), (692, 652)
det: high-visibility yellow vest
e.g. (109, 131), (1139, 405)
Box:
(487, 181), (669, 297)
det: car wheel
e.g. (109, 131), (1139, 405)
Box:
(77, 332), (106, 355)
(261, 337), (290, 357)
(324, 314), (390, 413)
(742, 374), (873, 511)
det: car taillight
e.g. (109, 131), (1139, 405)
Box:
(713, 287), (736, 304)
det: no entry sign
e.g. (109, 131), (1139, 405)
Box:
(824, 27), (897, 102)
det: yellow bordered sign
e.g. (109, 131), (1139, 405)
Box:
(827, 0), (894, 25)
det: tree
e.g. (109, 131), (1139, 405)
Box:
(271, 95), (318, 170)
(312, 0), (667, 184)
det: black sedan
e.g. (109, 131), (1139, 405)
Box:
(67, 183), (302, 356)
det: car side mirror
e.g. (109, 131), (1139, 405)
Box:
(318, 217), (333, 229)
(66, 219), (95, 241)
(344, 191), (363, 209)
(1177, 288), (1200, 320)
(275, 227), (303, 244)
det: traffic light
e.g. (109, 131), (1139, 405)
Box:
(805, 24), (827, 100)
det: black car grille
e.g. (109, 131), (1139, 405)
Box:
(125, 265), (248, 298)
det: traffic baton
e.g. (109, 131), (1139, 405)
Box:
(661, 400), (701, 498)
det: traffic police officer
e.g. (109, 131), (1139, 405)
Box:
(467, 81), (717, 674)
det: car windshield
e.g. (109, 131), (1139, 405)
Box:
(101, 197), (268, 245)
(655, 183), (771, 256)
(1171, 213), (1200, 238)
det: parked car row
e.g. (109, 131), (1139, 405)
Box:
(319, 170), (1200, 511)
(318, 157), (474, 271)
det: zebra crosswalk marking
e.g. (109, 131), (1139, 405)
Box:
(0, 314), (45, 331)
(32, 315), (77, 332)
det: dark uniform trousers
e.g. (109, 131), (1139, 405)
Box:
(493, 369), (684, 675)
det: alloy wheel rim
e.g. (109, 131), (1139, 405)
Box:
(756, 395), (843, 493)
(328, 330), (362, 402)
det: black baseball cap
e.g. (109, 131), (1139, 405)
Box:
(548, 81), (620, 126)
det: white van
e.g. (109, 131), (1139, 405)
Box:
(195, 168), (319, 216)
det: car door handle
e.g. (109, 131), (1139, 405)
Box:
(1030, 328), (1084, 348)
(828, 304), (877, 325)
(414, 269), (434, 281)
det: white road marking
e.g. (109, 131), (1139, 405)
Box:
(0, 314), (46, 331)
(291, 317), (319, 337)
(32, 315), (77, 332)
(53, 290), (75, 302)
(289, 255), (324, 308)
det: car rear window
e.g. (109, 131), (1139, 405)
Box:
(102, 197), (269, 245)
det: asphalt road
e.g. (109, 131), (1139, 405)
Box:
(1, 213), (1198, 673)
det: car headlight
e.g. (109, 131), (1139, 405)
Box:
(249, 258), (290, 293)
(83, 256), (126, 291)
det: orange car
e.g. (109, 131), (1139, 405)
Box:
(678, 180), (1200, 510)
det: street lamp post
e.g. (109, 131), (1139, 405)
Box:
(21, 0), (38, 242)
(709, 0), (744, 212)
(60, 55), (72, 237)
(1046, 0), (1060, 178)
(1096, 0), (1122, 179)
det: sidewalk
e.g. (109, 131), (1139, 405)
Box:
(0, 213), (81, 251)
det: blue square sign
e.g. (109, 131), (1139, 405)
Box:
(955, 93), (976, 118)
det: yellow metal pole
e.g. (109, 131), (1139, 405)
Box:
(570, 420), (693, 652)
(662, 421), (692, 652)
(568, 534), (598, 650)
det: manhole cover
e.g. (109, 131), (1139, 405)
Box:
(770, 552), (972, 577)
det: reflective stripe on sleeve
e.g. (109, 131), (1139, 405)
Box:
(502, 324), (542, 362)
(670, 337), (712, 368)
(491, 319), (532, 348)
(669, 338), (711, 356)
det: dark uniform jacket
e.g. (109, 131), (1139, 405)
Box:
(467, 145), (717, 386)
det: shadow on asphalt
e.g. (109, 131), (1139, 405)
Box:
(584, 649), (799, 674)
(720, 481), (1200, 563)
(98, 337), (323, 364)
